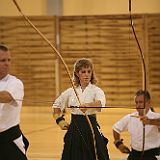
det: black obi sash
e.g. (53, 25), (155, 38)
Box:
(0, 125), (29, 151)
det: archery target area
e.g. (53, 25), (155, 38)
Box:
(1, 2), (160, 160)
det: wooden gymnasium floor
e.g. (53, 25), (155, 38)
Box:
(20, 106), (160, 160)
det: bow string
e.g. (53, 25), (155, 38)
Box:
(129, 0), (147, 159)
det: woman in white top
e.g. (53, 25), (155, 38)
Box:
(52, 58), (109, 160)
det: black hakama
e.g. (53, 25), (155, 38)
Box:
(0, 125), (29, 160)
(128, 148), (160, 160)
(62, 114), (110, 160)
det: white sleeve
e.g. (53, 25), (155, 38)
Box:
(95, 87), (106, 107)
(52, 88), (71, 111)
(112, 114), (130, 134)
(6, 79), (24, 101)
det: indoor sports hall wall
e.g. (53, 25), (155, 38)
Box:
(0, 13), (160, 108)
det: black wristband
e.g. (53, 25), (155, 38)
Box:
(56, 116), (65, 124)
(114, 139), (123, 148)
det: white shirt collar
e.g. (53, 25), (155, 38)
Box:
(0, 74), (9, 81)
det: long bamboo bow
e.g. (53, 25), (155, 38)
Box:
(129, 0), (147, 159)
(12, 0), (98, 159)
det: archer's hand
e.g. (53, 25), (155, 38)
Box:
(58, 120), (69, 130)
(53, 113), (69, 130)
(118, 144), (130, 154)
(140, 116), (150, 125)
(79, 103), (88, 113)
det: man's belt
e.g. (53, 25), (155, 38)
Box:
(0, 125), (21, 143)
(132, 147), (160, 156)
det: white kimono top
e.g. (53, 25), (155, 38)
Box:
(52, 83), (106, 115)
(0, 74), (25, 154)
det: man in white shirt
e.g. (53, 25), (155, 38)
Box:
(0, 44), (29, 160)
(113, 90), (160, 160)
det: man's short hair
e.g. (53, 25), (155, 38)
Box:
(135, 90), (151, 101)
(0, 44), (9, 52)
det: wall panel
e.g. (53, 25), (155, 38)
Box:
(0, 14), (160, 108)
(0, 16), (56, 106)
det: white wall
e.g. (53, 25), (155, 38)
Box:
(0, 0), (160, 16)
(0, 0), (47, 16)
(63, 0), (160, 15)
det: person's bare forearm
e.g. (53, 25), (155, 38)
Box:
(0, 91), (13, 103)
(53, 108), (61, 115)
(148, 118), (160, 126)
(80, 100), (102, 113)
(140, 116), (160, 126)
(113, 129), (130, 153)
(113, 129), (121, 141)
